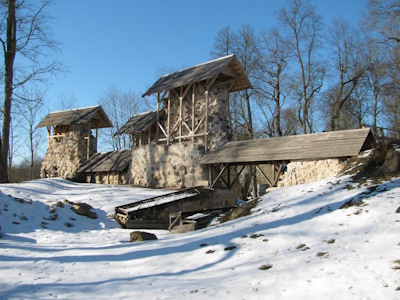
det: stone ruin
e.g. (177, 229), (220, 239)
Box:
(130, 85), (231, 188)
(37, 106), (113, 180)
(40, 124), (97, 179)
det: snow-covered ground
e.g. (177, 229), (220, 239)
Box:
(0, 176), (399, 299)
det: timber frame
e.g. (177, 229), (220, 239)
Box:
(37, 106), (112, 160)
(142, 54), (252, 152)
(209, 161), (286, 189)
(200, 128), (376, 189)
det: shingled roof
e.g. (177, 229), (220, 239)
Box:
(200, 128), (376, 165)
(142, 54), (252, 97)
(76, 150), (131, 173)
(115, 110), (160, 136)
(37, 106), (112, 129)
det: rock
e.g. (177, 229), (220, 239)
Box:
(86, 211), (98, 219)
(383, 149), (400, 173)
(72, 204), (89, 216)
(396, 206), (400, 214)
(130, 231), (158, 242)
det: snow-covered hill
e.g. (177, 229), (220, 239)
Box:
(0, 176), (399, 299)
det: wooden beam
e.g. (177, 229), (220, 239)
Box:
(192, 83), (196, 142)
(156, 92), (160, 143)
(211, 164), (228, 188)
(179, 86), (183, 143)
(205, 84), (209, 153)
(273, 161), (286, 186)
(228, 165), (246, 189)
(255, 164), (274, 187)
(167, 90), (171, 145)
(87, 123), (91, 160)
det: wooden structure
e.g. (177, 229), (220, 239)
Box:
(114, 110), (161, 148)
(76, 150), (131, 184)
(200, 128), (376, 189)
(37, 106), (112, 160)
(114, 187), (236, 230)
(142, 54), (251, 151)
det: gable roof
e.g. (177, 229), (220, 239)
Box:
(200, 128), (376, 165)
(142, 54), (252, 97)
(37, 106), (113, 129)
(115, 110), (159, 136)
(76, 150), (131, 173)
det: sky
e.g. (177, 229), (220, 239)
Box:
(45, 0), (368, 112)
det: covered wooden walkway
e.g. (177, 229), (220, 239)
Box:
(199, 128), (376, 189)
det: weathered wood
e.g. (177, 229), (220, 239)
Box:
(200, 129), (375, 165)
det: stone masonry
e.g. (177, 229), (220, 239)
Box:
(41, 124), (97, 179)
(130, 84), (230, 188)
(277, 159), (345, 187)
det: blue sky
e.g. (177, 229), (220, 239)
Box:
(46, 0), (367, 111)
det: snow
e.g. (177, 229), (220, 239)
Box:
(1, 176), (400, 299)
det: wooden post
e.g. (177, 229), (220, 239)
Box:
(179, 86), (183, 143)
(205, 86), (209, 153)
(87, 123), (91, 160)
(156, 92), (160, 144)
(148, 126), (151, 144)
(192, 83), (196, 142)
(167, 90), (171, 145)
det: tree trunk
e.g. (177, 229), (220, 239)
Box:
(0, 0), (16, 183)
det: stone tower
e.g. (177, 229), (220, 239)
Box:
(37, 106), (112, 179)
(118, 54), (252, 188)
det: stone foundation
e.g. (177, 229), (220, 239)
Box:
(41, 124), (97, 179)
(85, 171), (130, 184)
(130, 143), (207, 188)
(278, 159), (345, 187)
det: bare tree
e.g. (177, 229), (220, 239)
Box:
(366, 0), (400, 45)
(56, 92), (78, 111)
(325, 18), (366, 131)
(258, 27), (291, 137)
(365, 0), (400, 133)
(210, 26), (238, 140)
(15, 87), (45, 179)
(0, 0), (63, 183)
(98, 85), (142, 151)
(278, 0), (325, 134)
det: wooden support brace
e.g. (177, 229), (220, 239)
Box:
(255, 164), (274, 187)
(211, 164), (229, 188)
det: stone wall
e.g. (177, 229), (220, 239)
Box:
(84, 171), (130, 185)
(160, 84), (231, 150)
(130, 84), (230, 188)
(130, 143), (207, 188)
(277, 159), (345, 187)
(41, 124), (97, 179)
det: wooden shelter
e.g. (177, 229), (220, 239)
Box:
(142, 54), (252, 151)
(200, 128), (376, 189)
(77, 150), (131, 184)
(114, 110), (161, 148)
(37, 106), (112, 160)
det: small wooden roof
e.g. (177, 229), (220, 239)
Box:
(200, 128), (376, 165)
(37, 106), (112, 129)
(142, 54), (252, 97)
(115, 110), (159, 136)
(76, 150), (131, 173)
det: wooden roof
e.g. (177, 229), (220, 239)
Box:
(115, 110), (159, 136)
(37, 106), (113, 129)
(142, 54), (252, 97)
(76, 150), (131, 173)
(200, 128), (376, 165)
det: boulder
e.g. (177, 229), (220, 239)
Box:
(383, 149), (400, 173)
(130, 231), (158, 242)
